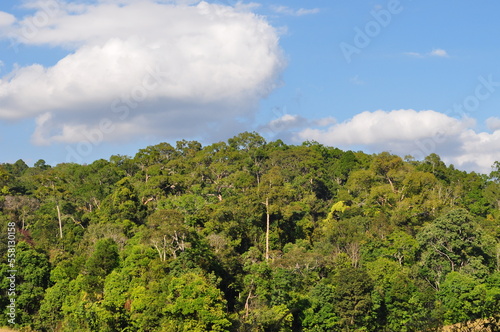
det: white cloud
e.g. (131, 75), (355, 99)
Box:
(297, 110), (467, 145)
(404, 48), (449, 58)
(296, 8), (321, 16)
(0, 0), (286, 145)
(296, 109), (500, 174)
(429, 48), (449, 57)
(269, 114), (303, 127)
(271, 5), (320, 16)
(258, 114), (306, 135)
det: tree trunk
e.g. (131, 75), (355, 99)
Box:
(386, 175), (396, 193)
(56, 204), (63, 239)
(244, 287), (253, 319)
(265, 197), (270, 261)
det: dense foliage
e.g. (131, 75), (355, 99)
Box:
(1, 132), (499, 331)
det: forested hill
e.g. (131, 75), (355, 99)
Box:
(1, 132), (499, 331)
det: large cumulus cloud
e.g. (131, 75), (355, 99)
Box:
(0, 0), (285, 144)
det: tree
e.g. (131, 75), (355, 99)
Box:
(2, 195), (39, 229)
(302, 281), (339, 331)
(2, 159), (29, 177)
(34, 159), (51, 170)
(418, 153), (449, 182)
(36, 280), (70, 331)
(333, 267), (374, 330)
(2, 241), (51, 325)
(417, 209), (492, 290)
(331, 150), (358, 186)
(370, 152), (407, 194)
(0, 165), (13, 193)
(99, 177), (144, 225)
(384, 230), (419, 266)
(83, 238), (120, 294)
(33, 168), (69, 238)
(145, 209), (189, 260)
(134, 142), (177, 182)
(438, 271), (483, 325)
(162, 272), (232, 331)
(490, 161), (500, 183)
(128, 272), (231, 331)
(95, 269), (132, 331)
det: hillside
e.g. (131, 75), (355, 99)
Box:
(0, 132), (499, 331)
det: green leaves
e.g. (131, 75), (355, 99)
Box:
(302, 281), (339, 331)
(83, 238), (120, 294)
(332, 267), (374, 330)
(1, 137), (500, 331)
(417, 209), (491, 288)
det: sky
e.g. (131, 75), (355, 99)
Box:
(0, 0), (500, 174)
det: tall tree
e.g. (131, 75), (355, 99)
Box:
(417, 208), (492, 290)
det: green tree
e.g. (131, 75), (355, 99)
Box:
(302, 281), (339, 331)
(145, 209), (189, 260)
(32, 168), (69, 239)
(0, 241), (51, 326)
(83, 238), (120, 295)
(417, 208), (492, 290)
(333, 267), (374, 330)
(98, 177), (144, 226)
(438, 271), (483, 325)
(36, 280), (70, 331)
(34, 159), (51, 170)
(162, 272), (232, 331)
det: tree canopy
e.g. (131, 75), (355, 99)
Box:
(0, 132), (499, 331)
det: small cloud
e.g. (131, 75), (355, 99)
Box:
(404, 48), (449, 58)
(260, 114), (305, 133)
(271, 5), (320, 16)
(403, 52), (424, 58)
(430, 48), (449, 57)
(295, 8), (321, 16)
(349, 75), (365, 85)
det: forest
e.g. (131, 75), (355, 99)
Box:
(0, 131), (499, 331)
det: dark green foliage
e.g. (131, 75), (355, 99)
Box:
(333, 267), (374, 330)
(83, 238), (120, 294)
(0, 133), (499, 331)
(302, 281), (339, 331)
(417, 209), (491, 289)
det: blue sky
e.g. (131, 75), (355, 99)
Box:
(1, 0), (500, 173)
